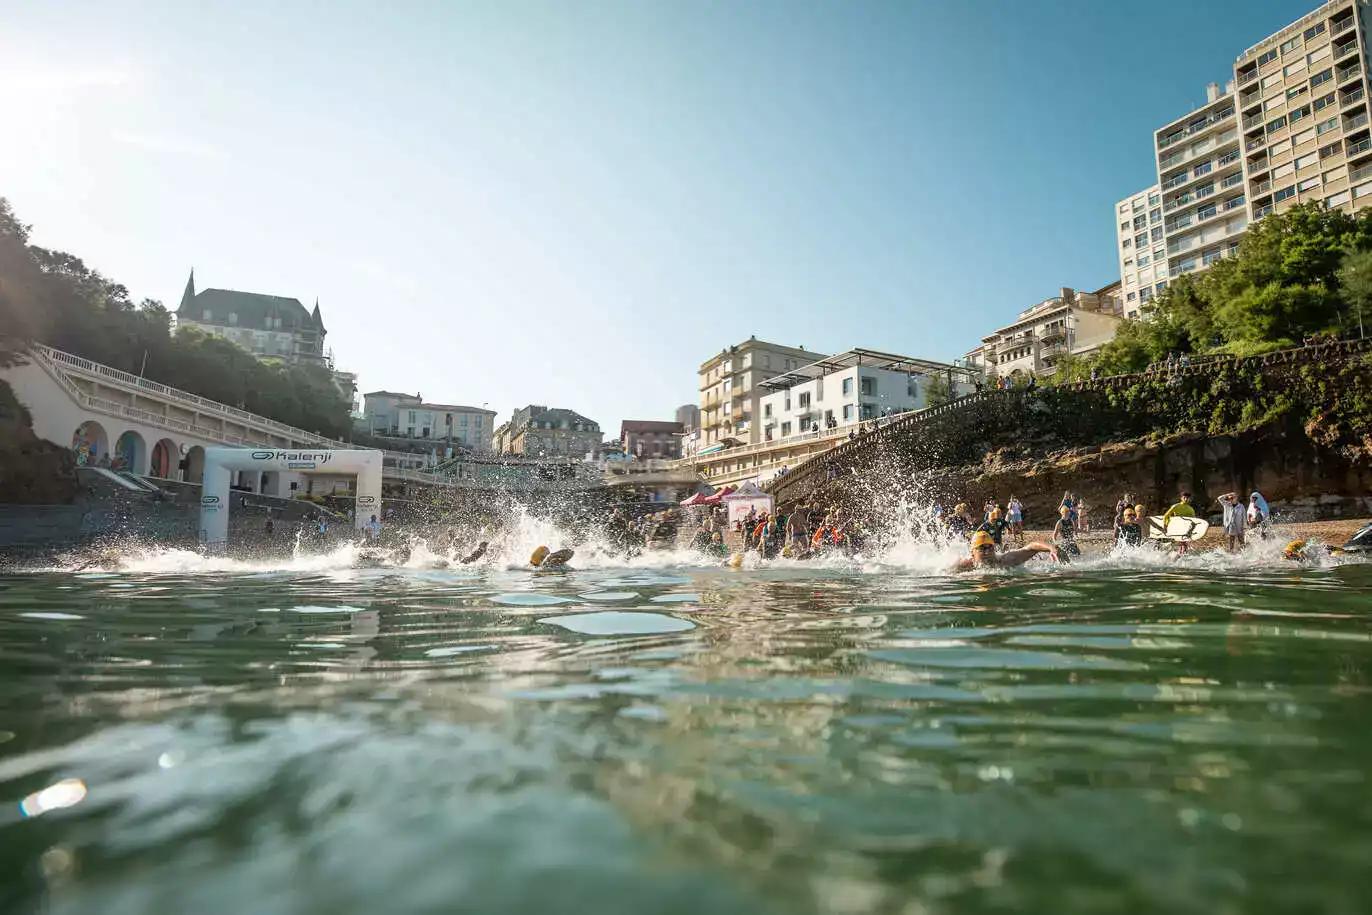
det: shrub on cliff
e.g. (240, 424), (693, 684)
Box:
(1096, 204), (1372, 375)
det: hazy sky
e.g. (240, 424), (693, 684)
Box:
(0, 0), (1317, 431)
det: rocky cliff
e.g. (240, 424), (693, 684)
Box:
(0, 379), (78, 504)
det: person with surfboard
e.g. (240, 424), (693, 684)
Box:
(952, 530), (1059, 572)
(1160, 491), (1199, 554)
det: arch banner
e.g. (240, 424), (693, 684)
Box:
(200, 448), (382, 546)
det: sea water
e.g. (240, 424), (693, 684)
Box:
(2, 537), (1371, 914)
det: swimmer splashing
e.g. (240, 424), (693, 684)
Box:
(952, 530), (1059, 572)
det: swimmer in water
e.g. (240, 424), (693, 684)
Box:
(952, 530), (1059, 572)
(530, 545), (574, 569)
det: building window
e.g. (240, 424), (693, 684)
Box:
(1151, 226), (1163, 241)
(860, 377), (876, 397)
(1120, 221), (1130, 232)
(798, 392), (810, 409)
(763, 404), (772, 419)
(1257, 49), (1277, 67)
(1316, 116), (1339, 135)
(228, 312), (238, 325)
(1148, 192), (1160, 206)
(1311, 67), (1333, 87)
(202, 309), (212, 321)
(1126, 291), (1136, 301)
(781, 421), (792, 437)
(842, 377), (853, 396)
(1134, 232), (1147, 247)
(1274, 184), (1296, 202)
(843, 404), (854, 421)
(1133, 215), (1147, 229)
(1149, 208), (1161, 223)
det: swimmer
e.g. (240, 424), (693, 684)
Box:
(530, 545), (574, 569)
(952, 530), (1059, 572)
(1282, 539), (1343, 563)
(460, 541), (489, 564)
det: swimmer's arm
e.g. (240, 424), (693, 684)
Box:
(951, 557), (974, 572)
(999, 542), (1058, 566)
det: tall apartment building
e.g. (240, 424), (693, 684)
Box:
(697, 337), (822, 447)
(1117, 1), (1372, 301)
(1237, 1), (1372, 221)
(1114, 184), (1162, 317)
(1157, 83), (1248, 285)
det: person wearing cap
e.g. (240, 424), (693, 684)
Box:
(953, 530), (1059, 571)
(1114, 508), (1142, 547)
(1053, 505), (1080, 557)
(977, 507), (1010, 550)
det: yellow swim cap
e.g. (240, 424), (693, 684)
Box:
(1282, 539), (1307, 560)
(971, 530), (995, 549)
(530, 545), (550, 567)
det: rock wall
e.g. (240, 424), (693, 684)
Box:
(0, 379), (79, 504)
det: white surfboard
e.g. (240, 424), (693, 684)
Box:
(1146, 515), (1210, 541)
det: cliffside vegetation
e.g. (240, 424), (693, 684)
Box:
(0, 197), (351, 438)
(1078, 203), (1372, 377)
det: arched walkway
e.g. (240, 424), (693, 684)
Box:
(115, 430), (148, 474)
(150, 438), (178, 479)
(184, 445), (206, 484)
(71, 420), (110, 466)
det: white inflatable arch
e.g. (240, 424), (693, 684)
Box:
(200, 447), (382, 546)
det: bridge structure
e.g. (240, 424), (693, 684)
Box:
(764, 338), (1372, 507)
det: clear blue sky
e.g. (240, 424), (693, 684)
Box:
(0, 0), (1317, 432)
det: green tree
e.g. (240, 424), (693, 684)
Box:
(925, 372), (954, 406)
(1337, 247), (1372, 339)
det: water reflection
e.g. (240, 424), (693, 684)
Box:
(0, 561), (1370, 913)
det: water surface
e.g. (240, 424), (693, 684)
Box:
(3, 554), (1371, 914)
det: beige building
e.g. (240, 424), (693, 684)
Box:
(965, 285), (1124, 380)
(496, 405), (601, 458)
(697, 337), (822, 447)
(1116, 1), (1372, 303)
(1156, 83), (1247, 291)
(1236, 1), (1372, 222)
(1114, 184), (1163, 318)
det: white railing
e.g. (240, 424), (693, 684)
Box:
(28, 343), (453, 484)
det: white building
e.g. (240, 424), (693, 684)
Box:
(756, 349), (973, 441)
(1114, 184), (1163, 318)
(361, 391), (495, 453)
(965, 285), (1124, 379)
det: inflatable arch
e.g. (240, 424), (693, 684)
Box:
(200, 447), (382, 546)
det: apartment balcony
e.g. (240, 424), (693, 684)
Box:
(1342, 86), (1366, 109)
(1246, 134), (1267, 152)
(1221, 172), (1245, 190)
(1161, 172), (1189, 191)
(1350, 160), (1372, 183)
(1253, 177), (1272, 194)
(1237, 68), (1258, 86)
(1346, 111), (1370, 132)
(1157, 107), (1235, 150)
(1334, 39), (1359, 60)
(1243, 112), (1264, 130)
(1331, 14), (1355, 37)
(730, 386), (746, 400)
(1039, 326), (1067, 344)
(1347, 136), (1372, 158)
(1338, 62), (1362, 85)
(1254, 202), (1275, 218)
